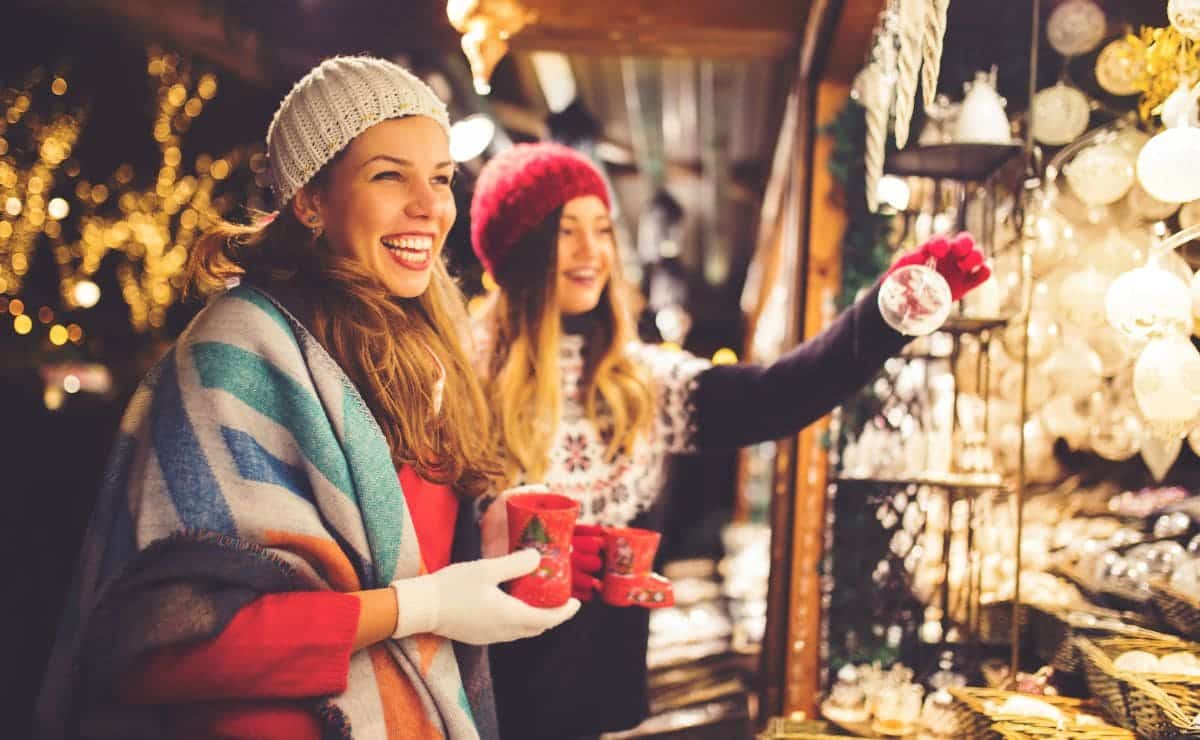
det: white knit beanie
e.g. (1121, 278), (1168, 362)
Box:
(266, 56), (451, 205)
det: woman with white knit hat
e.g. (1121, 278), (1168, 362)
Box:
(36, 56), (575, 740)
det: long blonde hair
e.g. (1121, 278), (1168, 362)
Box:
(478, 209), (654, 485)
(188, 193), (502, 499)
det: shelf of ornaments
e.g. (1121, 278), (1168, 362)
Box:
(834, 472), (1009, 492)
(885, 142), (1024, 182)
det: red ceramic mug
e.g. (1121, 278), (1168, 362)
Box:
(600, 527), (674, 608)
(505, 492), (580, 607)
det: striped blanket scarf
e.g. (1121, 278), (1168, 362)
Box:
(36, 284), (496, 739)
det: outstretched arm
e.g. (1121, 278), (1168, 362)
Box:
(695, 233), (987, 449)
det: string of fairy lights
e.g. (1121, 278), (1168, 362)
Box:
(0, 46), (262, 351)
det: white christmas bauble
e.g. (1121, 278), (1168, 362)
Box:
(1031, 83), (1091, 145)
(1047, 0), (1107, 56)
(1046, 337), (1105, 400)
(1106, 264), (1193, 341)
(1095, 37), (1145, 96)
(1065, 143), (1135, 206)
(1160, 82), (1200, 129)
(1133, 335), (1200, 434)
(1169, 0), (1200, 41)
(1137, 127), (1200, 203)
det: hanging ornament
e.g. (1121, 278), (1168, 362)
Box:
(1169, 0), (1200, 41)
(1046, 0), (1107, 57)
(1057, 267), (1112, 329)
(1138, 127), (1200, 203)
(1064, 142), (1135, 206)
(1095, 37), (1146, 96)
(954, 69), (1012, 143)
(1106, 264), (1192, 341)
(921, 0), (951, 110)
(1141, 431), (1183, 482)
(1045, 336), (1105, 401)
(1132, 334), (1200, 437)
(893, 0), (925, 148)
(1031, 82), (1091, 145)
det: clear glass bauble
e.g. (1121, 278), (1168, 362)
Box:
(1031, 83), (1091, 145)
(1095, 37), (1145, 96)
(1065, 142), (1135, 206)
(1046, 0), (1107, 57)
(1132, 334), (1200, 436)
(877, 264), (954, 336)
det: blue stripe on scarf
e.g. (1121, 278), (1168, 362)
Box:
(341, 381), (404, 585)
(152, 350), (237, 535)
(220, 425), (316, 505)
(191, 341), (355, 496)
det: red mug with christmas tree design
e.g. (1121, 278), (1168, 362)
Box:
(505, 492), (580, 607)
(600, 527), (674, 608)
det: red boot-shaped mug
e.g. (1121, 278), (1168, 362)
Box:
(600, 527), (674, 609)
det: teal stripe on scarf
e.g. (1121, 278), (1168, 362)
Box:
(191, 341), (355, 496)
(341, 381), (405, 584)
(228, 284), (294, 336)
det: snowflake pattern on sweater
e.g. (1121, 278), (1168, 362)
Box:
(526, 334), (711, 527)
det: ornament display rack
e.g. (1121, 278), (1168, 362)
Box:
(824, 135), (1034, 696)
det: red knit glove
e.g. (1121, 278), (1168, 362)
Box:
(884, 231), (990, 302)
(571, 524), (605, 601)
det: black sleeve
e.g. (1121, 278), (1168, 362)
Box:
(694, 282), (909, 449)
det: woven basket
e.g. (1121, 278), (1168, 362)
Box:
(1052, 562), (1154, 617)
(1030, 606), (1179, 674)
(1152, 582), (1200, 642)
(947, 687), (1128, 739)
(1076, 635), (1200, 739)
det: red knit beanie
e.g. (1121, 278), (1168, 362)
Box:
(470, 142), (611, 276)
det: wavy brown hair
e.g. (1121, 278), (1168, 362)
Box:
(476, 209), (653, 486)
(188, 176), (502, 498)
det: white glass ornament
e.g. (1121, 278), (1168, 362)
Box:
(1161, 81), (1200, 129)
(1031, 83), (1091, 145)
(1082, 227), (1141, 276)
(1047, 0), (1107, 56)
(1113, 126), (1151, 158)
(1064, 142), (1135, 206)
(1106, 265), (1193, 341)
(1169, 0), (1200, 41)
(1032, 210), (1075, 276)
(1141, 431), (1183, 482)
(1137, 127), (1200, 203)
(1132, 334), (1200, 436)
(877, 260), (954, 336)
(1095, 38), (1145, 96)
(953, 71), (1012, 144)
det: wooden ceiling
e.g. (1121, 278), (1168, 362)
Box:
(511, 0), (811, 58)
(26, 0), (813, 91)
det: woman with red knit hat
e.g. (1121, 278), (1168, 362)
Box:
(469, 142), (990, 739)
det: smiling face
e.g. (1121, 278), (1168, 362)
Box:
(556, 195), (615, 316)
(293, 116), (455, 298)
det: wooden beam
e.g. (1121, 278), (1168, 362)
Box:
(520, 0), (810, 33)
(511, 29), (796, 60)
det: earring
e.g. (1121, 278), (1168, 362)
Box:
(307, 214), (322, 239)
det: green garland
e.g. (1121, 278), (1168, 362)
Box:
(823, 98), (895, 308)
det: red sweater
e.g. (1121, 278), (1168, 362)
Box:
(120, 469), (459, 739)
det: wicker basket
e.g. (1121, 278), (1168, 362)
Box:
(1152, 582), (1200, 642)
(1030, 606), (1180, 674)
(1075, 635), (1200, 739)
(947, 687), (1129, 739)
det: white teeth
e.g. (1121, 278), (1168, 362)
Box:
(566, 269), (597, 279)
(382, 236), (433, 251)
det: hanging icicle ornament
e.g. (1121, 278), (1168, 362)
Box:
(921, 0), (951, 110)
(893, 0), (925, 148)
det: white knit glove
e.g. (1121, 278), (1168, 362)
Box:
(389, 549), (581, 645)
(480, 483), (552, 559)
